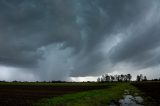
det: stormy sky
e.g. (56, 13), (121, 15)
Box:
(0, 0), (160, 81)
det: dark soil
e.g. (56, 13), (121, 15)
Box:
(132, 81), (160, 105)
(0, 83), (110, 106)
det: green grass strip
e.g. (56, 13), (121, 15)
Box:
(34, 83), (135, 106)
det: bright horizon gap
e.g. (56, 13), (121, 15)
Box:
(0, 65), (156, 82)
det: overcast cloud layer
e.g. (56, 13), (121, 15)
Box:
(0, 0), (160, 81)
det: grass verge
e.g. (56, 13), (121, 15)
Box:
(33, 83), (136, 106)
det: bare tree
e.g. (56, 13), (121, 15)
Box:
(143, 76), (147, 81)
(110, 75), (115, 82)
(105, 74), (110, 82)
(137, 74), (143, 82)
(127, 74), (132, 81)
(136, 75), (141, 82)
(97, 77), (101, 82)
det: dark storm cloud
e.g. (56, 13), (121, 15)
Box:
(109, 2), (160, 69)
(0, 0), (160, 80)
(70, 0), (160, 76)
(0, 0), (80, 67)
(110, 26), (160, 63)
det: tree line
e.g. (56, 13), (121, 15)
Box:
(97, 74), (148, 82)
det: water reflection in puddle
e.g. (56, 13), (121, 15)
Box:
(110, 90), (144, 106)
(119, 95), (144, 106)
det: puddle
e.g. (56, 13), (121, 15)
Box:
(110, 90), (144, 106)
(119, 95), (144, 106)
